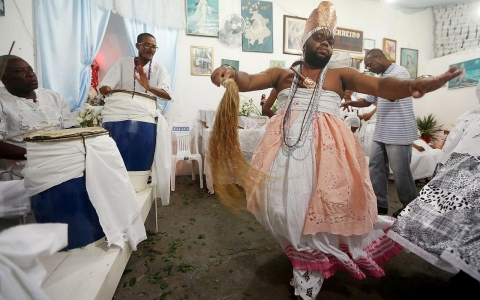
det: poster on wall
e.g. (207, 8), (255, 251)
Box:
(185, 0), (219, 37)
(241, 0), (273, 53)
(0, 0), (5, 17)
(448, 58), (480, 89)
(283, 15), (306, 55)
(334, 28), (363, 53)
(400, 48), (418, 79)
(221, 59), (239, 70)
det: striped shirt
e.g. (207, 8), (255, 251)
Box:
(365, 64), (418, 145)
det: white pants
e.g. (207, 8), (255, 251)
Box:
(291, 268), (324, 299)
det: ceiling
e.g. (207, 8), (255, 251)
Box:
(370, 0), (480, 13)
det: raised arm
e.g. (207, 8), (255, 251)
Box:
(210, 66), (286, 92)
(339, 66), (462, 101)
(262, 88), (278, 118)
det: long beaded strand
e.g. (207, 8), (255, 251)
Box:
(281, 64), (328, 157)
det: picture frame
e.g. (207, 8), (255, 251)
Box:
(400, 48), (418, 79)
(363, 38), (375, 51)
(383, 38), (397, 62)
(241, 0), (274, 53)
(270, 60), (286, 68)
(283, 15), (306, 55)
(0, 0), (5, 17)
(221, 59), (239, 71)
(185, 0), (219, 37)
(448, 57), (480, 89)
(191, 46), (214, 76)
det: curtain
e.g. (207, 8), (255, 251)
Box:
(36, 0), (111, 111)
(93, 0), (186, 30)
(123, 18), (178, 114)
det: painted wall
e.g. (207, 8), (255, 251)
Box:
(0, 0), (478, 129)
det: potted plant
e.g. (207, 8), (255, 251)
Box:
(416, 113), (443, 144)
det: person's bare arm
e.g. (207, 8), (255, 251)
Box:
(0, 142), (26, 160)
(262, 88), (278, 118)
(210, 66), (286, 92)
(340, 98), (371, 109)
(412, 143), (425, 152)
(339, 66), (463, 100)
(362, 105), (377, 121)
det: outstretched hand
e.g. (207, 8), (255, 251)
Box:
(410, 66), (463, 98)
(210, 66), (236, 87)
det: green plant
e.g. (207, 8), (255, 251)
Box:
(416, 113), (443, 143)
(239, 97), (262, 116)
(271, 100), (278, 115)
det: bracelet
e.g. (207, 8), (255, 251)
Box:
(261, 71), (273, 88)
(353, 73), (364, 92)
(409, 75), (433, 92)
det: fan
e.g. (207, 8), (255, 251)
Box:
(218, 14), (246, 47)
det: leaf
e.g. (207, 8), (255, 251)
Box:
(129, 277), (136, 287)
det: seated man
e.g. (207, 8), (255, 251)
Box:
(0, 55), (78, 220)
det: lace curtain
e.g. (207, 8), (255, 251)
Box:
(433, 3), (480, 57)
(93, 0), (186, 30)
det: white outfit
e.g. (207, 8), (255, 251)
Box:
(410, 139), (442, 180)
(98, 57), (173, 102)
(0, 87), (78, 218)
(356, 105), (377, 157)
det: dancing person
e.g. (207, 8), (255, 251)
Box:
(98, 33), (173, 101)
(356, 104), (377, 157)
(209, 2), (462, 299)
(341, 49), (419, 217)
(387, 81), (480, 293)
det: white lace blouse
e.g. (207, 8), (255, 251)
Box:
(0, 87), (79, 148)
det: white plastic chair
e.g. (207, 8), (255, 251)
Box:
(170, 122), (203, 191)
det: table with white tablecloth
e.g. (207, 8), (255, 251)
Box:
(200, 127), (265, 194)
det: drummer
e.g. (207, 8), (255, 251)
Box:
(0, 55), (78, 165)
(98, 33), (173, 101)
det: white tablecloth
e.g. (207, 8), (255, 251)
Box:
(197, 109), (217, 128)
(200, 127), (265, 194)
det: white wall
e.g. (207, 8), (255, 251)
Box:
(1, 0), (477, 130)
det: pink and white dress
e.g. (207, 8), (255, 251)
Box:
(246, 84), (402, 280)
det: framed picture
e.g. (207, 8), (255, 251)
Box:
(383, 38), (396, 62)
(191, 46), (214, 76)
(283, 15), (306, 55)
(400, 48), (418, 79)
(270, 60), (285, 68)
(241, 0), (274, 53)
(185, 0), (219, 37)
(448, 58), (480, 89)
(221, 59), (239, 70)
(0, 0), (4, 17)
(363, 38), (375, 51)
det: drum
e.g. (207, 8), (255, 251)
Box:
(102, 90), (157, 192)
(24, 127), (109, 250)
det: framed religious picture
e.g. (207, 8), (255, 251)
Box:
(383, 38), (396, 62)
(185, 0), (219, 37)
(0, 0), (4, 16)
(270, 60), (286, 68)
(221, 59), (239, 71)
(448, 57), (480, 89)
(283, 15), (306, 55)
(191, 46), (214, 76)
(363, 38), (375, 51)
(400, 48), (418, 79)
(241, 0), (273, 53)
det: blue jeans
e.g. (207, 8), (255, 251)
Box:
(369, 141), (417, 209)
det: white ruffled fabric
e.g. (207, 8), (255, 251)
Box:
(102, 95), (171, 205)
(0, 223), (67, 300)
(23, 135), (146, 250)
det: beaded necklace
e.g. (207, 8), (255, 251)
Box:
(133, 57), (152, 93)
(281, 63), (328, 157)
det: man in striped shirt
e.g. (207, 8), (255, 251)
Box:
(341, 49), (418, 217)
